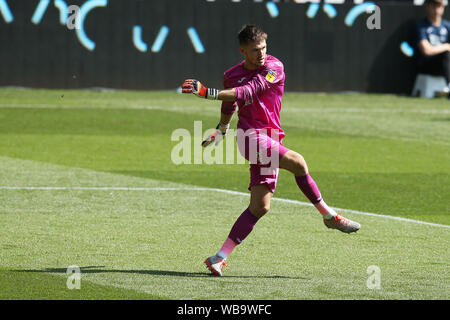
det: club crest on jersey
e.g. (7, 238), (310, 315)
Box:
(265, 69), (277, 83)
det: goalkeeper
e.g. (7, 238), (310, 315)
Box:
(182, 24), (361, 277)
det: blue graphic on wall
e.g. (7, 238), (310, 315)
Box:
(31, 0), (50, 24)
(400, 41), (415, 57)
(28, 0), (108, 51)
(266, 1), (279, 18)
(75, 0), (108, 51)
(187, 27), (205, 53)
(305, 1), (376, 24)
(133, 25), (148, 53)
(54, 0), (69, 25)
(344, 2), (377, 27)
(151, 26), (170, 53)
(0, 0), (389, 53)
(306, 3), (337, 19)
(0, 0), (13, 23)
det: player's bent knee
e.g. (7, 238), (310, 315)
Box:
(291, 153), (308, 176)
(296, 153), (306, 165)
(250, 204), (270, 218)
(281, 151), (308, 176)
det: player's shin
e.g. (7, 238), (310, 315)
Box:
(216, 208), (259, 260)
(295, 174), (337, 219)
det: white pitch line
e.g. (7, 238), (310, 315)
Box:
(1, 186), (449, 229)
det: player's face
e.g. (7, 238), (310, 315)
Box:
(240, 40), (267, 70)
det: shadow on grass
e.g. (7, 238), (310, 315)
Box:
(16, 266), (308, 280)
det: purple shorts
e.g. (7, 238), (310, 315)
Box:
(237, 128), (290, 194)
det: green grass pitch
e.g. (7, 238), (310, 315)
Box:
(0, 88), (448, 299)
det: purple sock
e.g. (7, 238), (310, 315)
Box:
(228, 208), (260, 244)
(295, 173), (322, 204)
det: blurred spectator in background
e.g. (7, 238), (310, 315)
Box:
(416, 0), (450, 95)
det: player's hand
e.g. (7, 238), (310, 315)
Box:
(181, 79), (219, 100)
(201, 122), (229, 147)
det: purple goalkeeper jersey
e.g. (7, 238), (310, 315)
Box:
(221, 54), (285, 140)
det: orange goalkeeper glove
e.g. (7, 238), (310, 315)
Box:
(181, 79), (219, 100)
(201, 122), (229, 147)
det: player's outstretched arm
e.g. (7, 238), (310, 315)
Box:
(182, 79), (236, 102)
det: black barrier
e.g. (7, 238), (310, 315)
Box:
(0, 0), (449, 93)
